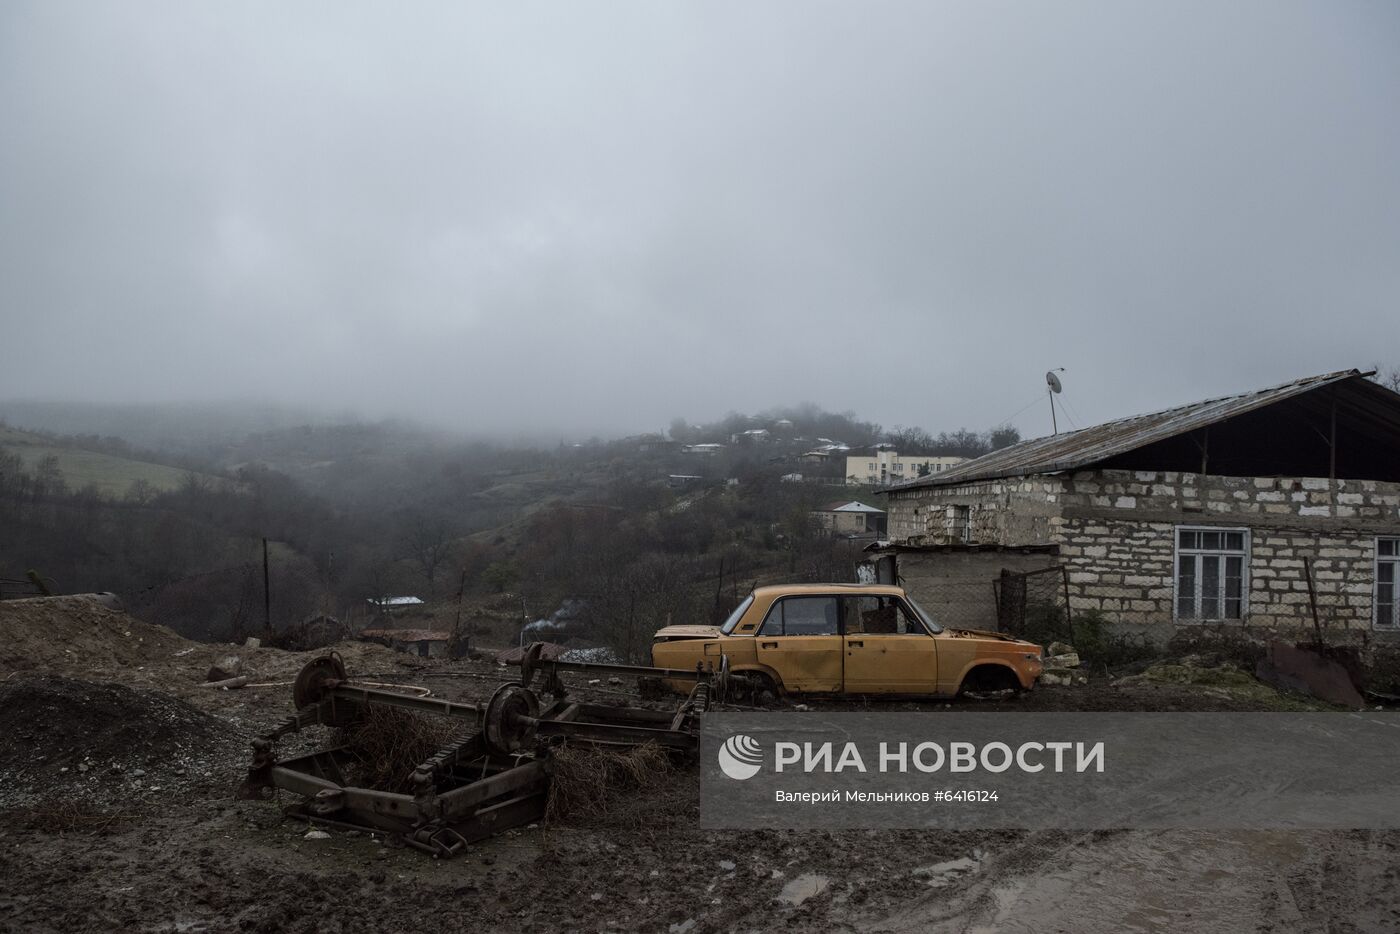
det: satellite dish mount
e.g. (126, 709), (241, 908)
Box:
(1046, 369), (1065, 435)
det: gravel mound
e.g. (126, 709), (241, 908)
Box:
(0, 674), (246, 808)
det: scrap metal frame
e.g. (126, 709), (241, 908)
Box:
(239, 650), (712, 857)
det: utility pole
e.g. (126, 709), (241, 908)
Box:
(262, 537), (272, 639)
(452, 566), (469, 657)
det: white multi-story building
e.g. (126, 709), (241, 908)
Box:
(845, 451), (966, 486)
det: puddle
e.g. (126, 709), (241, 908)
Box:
(777, 873), (830, 906)
(913, 854), (983, 887)
(966, 881), (1027, 934)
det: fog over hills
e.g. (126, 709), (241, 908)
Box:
(2, 3), (1397, 438)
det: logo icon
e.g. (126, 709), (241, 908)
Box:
(718, 734), (763, 780)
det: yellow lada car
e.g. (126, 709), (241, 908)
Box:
(651, 583), (1043, 701)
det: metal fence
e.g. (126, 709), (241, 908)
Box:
(913, 558), (1397, 665)
(916, 566), (1072, 645)
(994, 566), (1073, 645)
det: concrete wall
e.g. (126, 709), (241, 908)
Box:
(893, 548), (1061, 631)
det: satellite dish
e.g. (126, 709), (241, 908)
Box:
(1046, 371), (1063, 394)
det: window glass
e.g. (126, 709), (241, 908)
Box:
(904, 596), (944, 634)
(1378, 539), (1400, 630)
(1200, 555), (1221, 618)
(1224, 556), (1243, 619)
(759, 597), (839, 636)
(1176, 527), (1248, 622)
(719, 594), (755, 634)
(1177, 555), (1196, 618)
(845, 596), (926, 635)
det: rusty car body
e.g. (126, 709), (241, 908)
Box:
(651, 583), (1043, 700)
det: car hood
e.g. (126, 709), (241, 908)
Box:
(653, 624), (723, 640)
(944, 628), (1031, 644)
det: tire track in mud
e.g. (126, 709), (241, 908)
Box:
(859, 829), (1400, 934)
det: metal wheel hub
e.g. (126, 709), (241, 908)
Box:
(483, 682), (540, 754)
(292, 653), (348, 710)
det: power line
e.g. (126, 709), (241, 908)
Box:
(994, 392), (1053, 428)
(1059, 395), (1089, 431)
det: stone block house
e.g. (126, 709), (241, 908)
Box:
(882, 370), (1400, 638)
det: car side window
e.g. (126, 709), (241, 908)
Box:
(758, 597), (840, 636)
(845, 596), (926, 635)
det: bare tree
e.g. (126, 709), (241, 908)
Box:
(399, 513), (455, 596)
(988, 425), (1022, 450)
(884, 425), (936, 453)
(1372, 364), (1400, 393)
(125, 477), (155, 506)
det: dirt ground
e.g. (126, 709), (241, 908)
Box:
(2, 597), (1399, 933)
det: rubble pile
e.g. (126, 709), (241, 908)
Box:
(1039, 641), (1087, 686)
(0, 596), (196, 674)
(0, 674), (245, 809)
(0, 596), (418, 707)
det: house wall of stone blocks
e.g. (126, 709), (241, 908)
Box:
(885, 476), (1066, 545)
(886, 468), (1400, 639)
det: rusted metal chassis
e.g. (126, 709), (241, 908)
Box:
(314, 680), (705, 750)
(515, 639), (728, 703)
(240, 673), (702, 856)
(257, 731), (550, 857)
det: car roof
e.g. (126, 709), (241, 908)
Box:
(750, 583), (906, 598)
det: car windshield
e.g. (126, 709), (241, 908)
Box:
(719, 594), (755, 634)
(904, 596), (943, 634)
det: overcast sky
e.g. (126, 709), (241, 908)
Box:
(1, 1), (1397, 440)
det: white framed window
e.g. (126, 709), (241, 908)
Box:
(1174, 527), (1249, 622)
(1377, 538), (1399, 630)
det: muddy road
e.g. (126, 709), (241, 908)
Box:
(2, 598), (1399, 932)
(4, 670), (1397, 933)
(3, 784), (1397, 932)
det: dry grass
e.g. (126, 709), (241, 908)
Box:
(334, 706), (458, 792)
(2, 799), (129, 834)
(545, 742), (672, 824)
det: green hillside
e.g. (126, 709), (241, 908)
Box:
(0, 426), (224, 497)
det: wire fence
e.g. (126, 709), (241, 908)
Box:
(910, 559), (1394, 663)
(919, 568), (1074, 645)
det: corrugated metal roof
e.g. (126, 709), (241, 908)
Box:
(888, 369), (1376, 491)
(833, 501), (886, 513)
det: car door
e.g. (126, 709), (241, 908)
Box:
(753, 596), (843, 692)
(842, 596), (938, 693)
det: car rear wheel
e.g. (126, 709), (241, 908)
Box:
(958, 665), (1022, 698)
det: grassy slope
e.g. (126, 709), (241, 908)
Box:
(0, 426), (222, 497)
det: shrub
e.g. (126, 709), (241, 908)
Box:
(1071, 609), (1157, 670)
